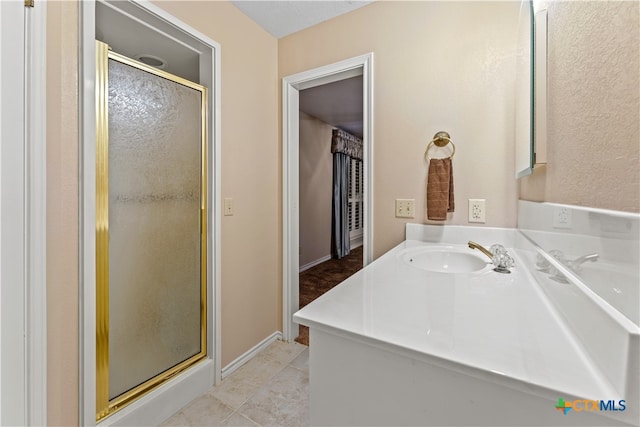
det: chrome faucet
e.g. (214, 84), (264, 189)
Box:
(537, 250), (599, 271)
(468, 241), (514, 274)
(535, 250), (599, 283)
(568, 253), (599, 271)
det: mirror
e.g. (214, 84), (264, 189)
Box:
(533, 7), (548, 167)
(517, 1), (639, 326)
(518, 0), (638, 212)
(515, 0), (548, 179)
(514, 0), (534, 178)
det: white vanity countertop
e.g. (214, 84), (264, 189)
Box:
(294, 239), (617, 401)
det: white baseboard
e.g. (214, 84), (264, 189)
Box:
(221, 331), (282, 379)
(299, 255), (331, 273)
(300, 244), (363, 273)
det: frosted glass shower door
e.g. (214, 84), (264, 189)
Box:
(96, 41), (207, 420)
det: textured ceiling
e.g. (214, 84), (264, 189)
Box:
(300, 76), (363, 138)
(230, 0), (373, 38)
(229, 1), (368, 137)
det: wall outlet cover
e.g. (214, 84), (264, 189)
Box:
(552, 206), (572, 229)
(468, 199), (486, 223)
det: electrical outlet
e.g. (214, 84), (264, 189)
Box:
(224, 197), (234, 216)
(553, 206), (572, 229)
(468, 199), (486, 223)
(395, 199), (415, 218)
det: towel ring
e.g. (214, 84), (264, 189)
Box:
(425, 131), (456, 161)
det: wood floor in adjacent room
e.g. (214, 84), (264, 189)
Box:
(295, 245), (363, 346)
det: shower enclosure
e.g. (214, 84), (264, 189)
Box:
(95, 41), (208, 420)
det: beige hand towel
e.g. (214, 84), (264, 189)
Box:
(426, 157), (455, 220)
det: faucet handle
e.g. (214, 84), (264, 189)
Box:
(535, 253), (549, 271)
(493, 251), (514, 269)
(534, 250), (571, 283)
(536, 249), (565, 271)
(490, 244), (508, 256)
(489, 244), (514, 272)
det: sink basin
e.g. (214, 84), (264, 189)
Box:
(400, 246), (489, 273)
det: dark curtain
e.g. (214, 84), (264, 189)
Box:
(330, 129), (362, 260)
(331, 152), (350, 259)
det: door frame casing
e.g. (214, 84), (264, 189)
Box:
(79, 1), (222, 425)
(282, 53), (374, 342)
(0, 1), (47, 425)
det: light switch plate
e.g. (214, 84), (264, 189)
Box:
(395, 199), (415, 218)
(224, 197), (233, 216)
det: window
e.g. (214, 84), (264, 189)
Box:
(348, 158), (363, 244)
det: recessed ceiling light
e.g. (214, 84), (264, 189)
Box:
(134, 54), (168, 70)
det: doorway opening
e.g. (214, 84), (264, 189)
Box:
(296, 77), (365, 345)
(282, 53), (374, 343)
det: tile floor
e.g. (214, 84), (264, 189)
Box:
(161, 340), (309, 427)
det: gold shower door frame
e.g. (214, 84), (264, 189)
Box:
(95, 41), (208, 421)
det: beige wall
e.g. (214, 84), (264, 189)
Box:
(299, 112), (333, 267)
(151, 1), (280, 367)
(279, 1), (521, 258)
(45, 1), (279, 424)
(520, 1), (640, 212)
(47, 1), (79, 425)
